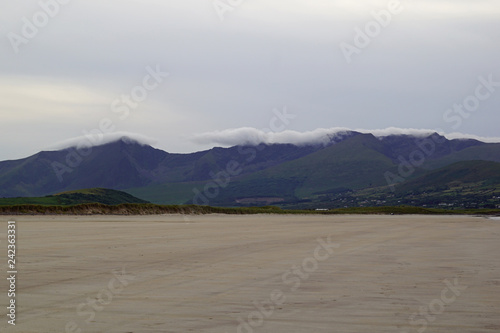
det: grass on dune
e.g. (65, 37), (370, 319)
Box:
(0, 203), (499, 216)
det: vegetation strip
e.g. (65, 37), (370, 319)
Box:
(0, 203), (499, 216)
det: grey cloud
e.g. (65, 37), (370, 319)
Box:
(0, 1), (498, 160)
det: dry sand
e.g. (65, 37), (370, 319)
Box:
(0, 214), (499, 333)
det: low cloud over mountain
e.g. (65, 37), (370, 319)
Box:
(44, 132), (159, 151)
(192, 127), (500, 147)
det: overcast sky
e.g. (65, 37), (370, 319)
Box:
(1, 0), (499, 160)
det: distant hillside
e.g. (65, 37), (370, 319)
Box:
(195, 133), (397, 206)
(423, 143), (500, 169)
(0, 188), (149, 206)
(0, 140), (169, 197)
(0, 133), (499, 209)
(288, 160), (500, 210)
(0, 138), (329, 198)
(396, 160), (500, 193)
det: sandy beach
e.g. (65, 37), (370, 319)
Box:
(0, 214), (499, 332)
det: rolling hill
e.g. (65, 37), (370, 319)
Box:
(0, 188), (149, 206)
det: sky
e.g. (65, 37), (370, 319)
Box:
(1, 0), (499, 160)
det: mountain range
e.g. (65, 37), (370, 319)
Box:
(1, 132), (499, 209)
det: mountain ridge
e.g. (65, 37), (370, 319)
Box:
(1, 134), (499, 209)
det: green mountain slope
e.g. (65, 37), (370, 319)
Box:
(308, 160), (500, 210)
(189, 134), (398, 206)
(424, 143), (500, 170)
(126, 181), (208, 205)
(124, 135), (500, 208)
(396, 160), (500, 194)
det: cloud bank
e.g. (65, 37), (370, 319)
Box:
(44, 132), (159, 151)
(192, 127), (500, 147)
(43, 127), (500, 155)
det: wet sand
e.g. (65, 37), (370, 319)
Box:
(0, 214), (499, 332)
